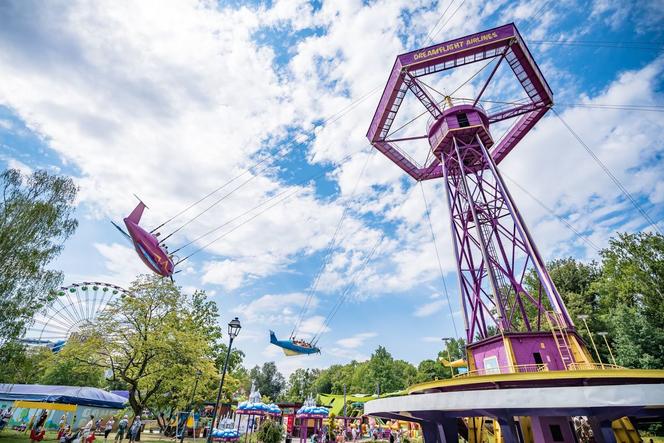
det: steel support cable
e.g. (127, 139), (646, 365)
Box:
(502, 173), (602, 252)
(429, 0), (467, 43)
(156, 86), (381, 238)
(173, 108), (431, 261)
(466, 97), (664, 113)
(419, 182), (459, 338)
(168, 0), (471, 239)
(521, 0), (553, 35)
(290, 148), (376, 339)
(552, 107), (663, 236)
(165, 6), (470, 241)
(528, 40), (664, 51)
(176, 115), (430, 263)
(310, 185), (419, 345)
(418, 57), (501, 102)
(423, 0), (456, 46)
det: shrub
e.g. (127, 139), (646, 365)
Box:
(256, 419), (284, 443)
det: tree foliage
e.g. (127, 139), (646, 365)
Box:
(284, 368), (320, 402)
(76, 275), (221, 415)
(249, 362), (285, 402)
(39, 336), (105, 387)
(0, 169), (78, 343)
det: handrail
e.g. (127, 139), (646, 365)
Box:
(567, 362), (624, 371)
(452, 362), (625, 378)
(453, 363), (548, 378)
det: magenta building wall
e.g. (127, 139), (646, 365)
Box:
(469, 337), (510, 372)
(469, 333), (569, 373)
(510, 334), (567, 370)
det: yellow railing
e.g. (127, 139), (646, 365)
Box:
(566, 362), (624, 371)
(453, 363), (548, 378)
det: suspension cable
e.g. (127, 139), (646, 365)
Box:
(420, 182), (459, 338)
(310, 185), (418, 345)
(290, 148), (376, 340)
(552, 107), (663, 236)
(502, 173), (601, 252)
(155, 85), (381, 238)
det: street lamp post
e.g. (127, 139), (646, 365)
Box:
(578, 315), (603, 369)
(597, 332), (617, 366)
(179, 370), (203, 443)
(208, 317), (242, 443)
(441, 337), (454, 377)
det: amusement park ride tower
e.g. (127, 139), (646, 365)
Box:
(367, 22), (586, 372)
(365, 23), (664, 443)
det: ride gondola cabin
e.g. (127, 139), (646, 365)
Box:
(270, 330), (320, 356)
(112, 200), (175, 278)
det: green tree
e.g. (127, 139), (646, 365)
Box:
(360, 346), (417, 394)
(0, 342), (50, 383)
(415, 359), (446, 383)
(249, 362), (285, 402)
(284, 368), (320, 402)
(593, 232), (664, 368)
(76, 275), (220, 416)
(39, 336), (105, 387)
(0, 169), (78, 342)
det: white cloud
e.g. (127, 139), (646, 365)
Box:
(6, 158), (33, 175)
(414, 299), (448, 317)
(92, 242), (149, 287)
(336, 332), (378, 349)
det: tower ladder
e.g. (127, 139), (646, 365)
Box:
(545, 311), (574, 369)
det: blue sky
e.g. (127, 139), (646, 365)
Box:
(1, 0), (663, 377)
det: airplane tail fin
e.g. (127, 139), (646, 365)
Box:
(126, 199), (147, 224)
(269, 330), (278, 344)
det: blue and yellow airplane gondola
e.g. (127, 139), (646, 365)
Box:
(269, 330), (320, 356)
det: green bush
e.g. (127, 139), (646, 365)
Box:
(256, 419), (284, 443)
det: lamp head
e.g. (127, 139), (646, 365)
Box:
(228, 317), (242, 339)
(597, 331), (608, 337)
(578, 314), (589, 321)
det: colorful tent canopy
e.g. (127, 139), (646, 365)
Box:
(0, 384), (127, 409)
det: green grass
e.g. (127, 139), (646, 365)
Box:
(0, 431), (176, 443)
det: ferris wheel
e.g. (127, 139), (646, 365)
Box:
(23, 282), (128, 349)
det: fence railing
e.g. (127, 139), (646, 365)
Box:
(452, 363), (548, 378)
(566, 362), (624, 371)
(451, 362), (626, 379)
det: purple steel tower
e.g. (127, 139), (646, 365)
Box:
(368, 24), (591, 372)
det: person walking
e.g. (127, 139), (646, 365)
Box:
(104, 418), (115, 443)
(84, 415), (95, 438)
(128, 416), (141, 443)
(115, 416), (129, 443)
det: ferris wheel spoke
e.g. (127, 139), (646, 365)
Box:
(66, 289), (87, 323)
(30, 317), (73, 332)
(46, 299), (81, 329)
(90, 289), (102, 320)
(42, 302), (83, 330)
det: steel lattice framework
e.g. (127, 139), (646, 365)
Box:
(367, 23), (574, 343)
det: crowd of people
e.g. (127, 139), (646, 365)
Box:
(309, 423), (407, 443)
(0, 408), (145, 443)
